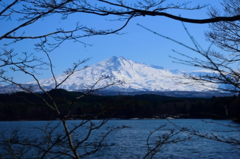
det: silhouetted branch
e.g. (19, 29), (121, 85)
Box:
(168, 120), (240, 146)
(138, 22), (240, 93)
(143, 123), (190, 159)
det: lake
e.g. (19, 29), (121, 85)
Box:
(0, 119), (239, 159)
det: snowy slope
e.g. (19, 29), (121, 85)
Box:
(2, 56), (218, 93)
(26, 56), (217, 92)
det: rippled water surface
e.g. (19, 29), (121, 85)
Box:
(0, 119), (239, 159)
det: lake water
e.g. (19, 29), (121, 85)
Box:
(0, 119), (239, 159)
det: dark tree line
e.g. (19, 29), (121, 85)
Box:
(0, 89), (239, 121)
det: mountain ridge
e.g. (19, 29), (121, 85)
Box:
(0, 56), (219, 94)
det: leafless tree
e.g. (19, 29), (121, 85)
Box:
(0, 1), (125, 158)
(138, 20), (240, 94)
(1, 0), (240, 158)
(136, 0), (240, 153)
(0, 42), (125, 158)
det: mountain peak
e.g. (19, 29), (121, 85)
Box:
(107, 56), (128, 63)
(98, 56), (133, 69)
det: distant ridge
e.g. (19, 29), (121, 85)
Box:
(0, 56), (222, 96)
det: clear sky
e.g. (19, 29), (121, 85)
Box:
(0, 0), (223, 83)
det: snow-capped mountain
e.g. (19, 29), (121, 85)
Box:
(1, 56), (219, 93)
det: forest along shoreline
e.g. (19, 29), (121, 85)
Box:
(0, 89), (239, 122)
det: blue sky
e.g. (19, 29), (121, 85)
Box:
(1, 0), (223, 83)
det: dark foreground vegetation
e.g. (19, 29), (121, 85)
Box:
(0, 89), (239, 121)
